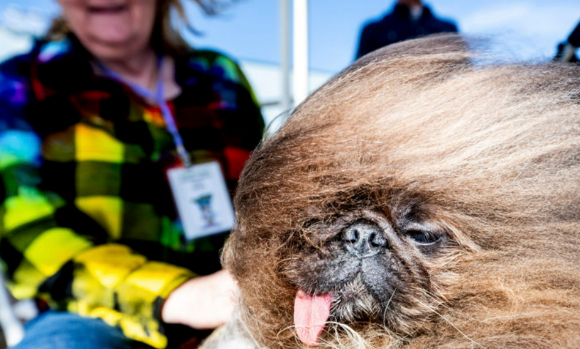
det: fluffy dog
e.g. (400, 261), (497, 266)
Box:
(221, 35), (580, 348)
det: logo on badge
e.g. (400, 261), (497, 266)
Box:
(194, 194), (216, 227)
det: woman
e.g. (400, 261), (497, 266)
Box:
(0, 0), (264, 348)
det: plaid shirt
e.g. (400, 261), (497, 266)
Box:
(0, 36), (264, 348)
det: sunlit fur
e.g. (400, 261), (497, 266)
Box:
(222, 35), (580, 348)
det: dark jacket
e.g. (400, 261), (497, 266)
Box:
(567, 21), (580, 48)
(355, 3), (458, 59)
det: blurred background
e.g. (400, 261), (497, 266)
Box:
(1, 0), (579, 128)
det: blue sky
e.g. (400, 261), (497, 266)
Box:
(1, 0), (580, 73)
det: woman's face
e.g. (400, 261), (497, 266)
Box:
(56, 0), (158, 60)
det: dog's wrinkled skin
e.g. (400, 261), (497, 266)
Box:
(218, 35), (580, 348)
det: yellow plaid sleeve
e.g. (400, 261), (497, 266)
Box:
(2, 192), (193, 348)
(0, 131), (194, 348)
(71, 244), (194, 348)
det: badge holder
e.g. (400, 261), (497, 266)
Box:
(167, 162), (235, 240)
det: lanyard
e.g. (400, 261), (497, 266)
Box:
(96, 57), (192, 167)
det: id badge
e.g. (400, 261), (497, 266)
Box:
(167, 161), (235, 241)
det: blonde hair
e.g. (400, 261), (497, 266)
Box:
(46, 0), (233, 56)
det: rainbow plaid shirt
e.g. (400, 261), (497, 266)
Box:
(0, 36), (264, 348)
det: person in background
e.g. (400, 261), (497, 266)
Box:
(355, 0), (458, 59)
(0, 0), (264, 347)
(554, 20), (580, 63)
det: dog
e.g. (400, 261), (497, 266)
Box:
(218, 35), (580, 348)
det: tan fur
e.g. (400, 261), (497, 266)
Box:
(223, 35), (580, 348)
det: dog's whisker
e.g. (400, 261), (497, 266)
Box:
(382, 290), (396, 326)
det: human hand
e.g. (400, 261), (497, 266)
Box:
(161, 269), (237, 329)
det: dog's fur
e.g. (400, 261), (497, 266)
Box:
(222, 35), (580, 348)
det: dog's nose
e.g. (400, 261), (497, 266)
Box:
(342, 221), (387, 257)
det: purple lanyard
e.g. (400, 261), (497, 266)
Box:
(97, 57), (192, 167)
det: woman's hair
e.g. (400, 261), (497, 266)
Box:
(46, 0), (233, 56)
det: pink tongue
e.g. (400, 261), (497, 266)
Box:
(294, 289), (332, 346)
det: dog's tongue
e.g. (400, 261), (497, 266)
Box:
(294, 289), (332, 346)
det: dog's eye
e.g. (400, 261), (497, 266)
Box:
(405, 230), (440, 244)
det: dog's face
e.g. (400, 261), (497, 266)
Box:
(224, 36), (580, 348)
(286, 205), (454, 344)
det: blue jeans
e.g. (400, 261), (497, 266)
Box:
(11, 311), (154, 349)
